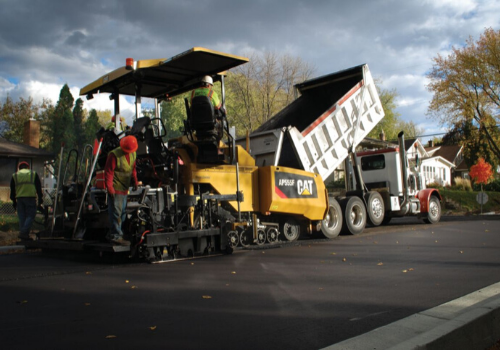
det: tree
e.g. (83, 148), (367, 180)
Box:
(84, 109), (103, 146)
(0, 96), (54, 147)
(48, 84), (75, 154)
(469, 157), (493, 188)
(160, 97), (187, 140)
(367, 86), (425, 141)
(225, 51), (316, 136)
(441, 120), (500, 168)
(73, 98), (85, 152)
(427, 27), (500, 162)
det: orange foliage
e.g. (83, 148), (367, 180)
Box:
(469, 158), (493, 185)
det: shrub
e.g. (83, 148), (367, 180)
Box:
(452, 177), (473, 192)
(473, 178), (500, 192)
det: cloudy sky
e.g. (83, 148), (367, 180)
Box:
(1, 0), (499, 141)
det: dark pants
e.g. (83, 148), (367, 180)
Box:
(107, 194), (128, 240)
(17, 197), (37, 237)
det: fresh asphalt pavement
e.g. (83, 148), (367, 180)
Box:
(1, 217), (499, 350)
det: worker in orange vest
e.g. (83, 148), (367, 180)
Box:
(104, 135), (138, 245)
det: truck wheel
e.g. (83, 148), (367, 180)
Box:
(365, 191), (384, 226)
(341, 196), (366, 235)
(423, 196), (441, 224)
(321, 197), (342, 238)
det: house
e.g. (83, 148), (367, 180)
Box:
(0, 120), (55, 202)
(424, 141), (468, 181)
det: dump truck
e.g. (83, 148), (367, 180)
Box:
(240, 64), (441, 238)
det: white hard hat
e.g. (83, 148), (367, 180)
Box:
(201, 75), (213, 85)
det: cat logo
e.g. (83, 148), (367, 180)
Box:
(297, 179), (314, 196)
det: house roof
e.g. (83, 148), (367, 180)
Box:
(424, 144), (462, 164)
(0, 138), (54, 158)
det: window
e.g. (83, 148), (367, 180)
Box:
(361, 154), (385, 171)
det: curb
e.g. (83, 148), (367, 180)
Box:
(323, 281), (500, 350)
(0, 245), (26, 253)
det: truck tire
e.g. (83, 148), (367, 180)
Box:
(320, 197), (342, 238)
(341, 196), (366, 235)
(365, 191), (385, 226)
(423, 196), (441, 224)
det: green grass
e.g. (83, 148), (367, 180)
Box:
(0, 214), (46, 232)
(438, 189), (500, 214)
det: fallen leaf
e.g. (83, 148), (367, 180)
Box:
(149, 326), (157, 331)
(105, 335), (117, 339)
(377, 262), (384, 266)
(396, 241), (399, 244)
(342, 258), (347, 262)
(17, 300), (28, 304)
(402, 270), (408, 273)
(125, 280), (129, 283)
(408, 268), (414, 271)
(191, 263), (195, 265)
(318, 288), (324, 291)
(331, 252), (337, 255)
(262, 251), (265, 254)
(131, 286), (137, 289)
(84, 303), (91, 306)
(485, 230), (489, 232)
(85, 271), (92, 275)
(202, 295), (212, 299)
(435, 240), (438, 243)
(231, 271), (236, 274)
(460, 251), (464, 254)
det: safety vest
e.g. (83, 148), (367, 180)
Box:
(110, 148), (136, 192)
(13, 169), (37, 198)
(191, 87), (221, 109)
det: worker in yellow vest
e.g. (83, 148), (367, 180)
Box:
(10, 161), (43, 241)
(104, 135), (138, 245)
(190, 75), (223, 114)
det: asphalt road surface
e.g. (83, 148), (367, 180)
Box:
(1, 217), (499, 350)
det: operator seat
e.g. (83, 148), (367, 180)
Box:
(190, 96), (218, 140)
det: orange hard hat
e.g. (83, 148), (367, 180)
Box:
(120, 135), (138, 154)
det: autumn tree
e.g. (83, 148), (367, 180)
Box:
(442, 120), (500, 168)
(427, 27), (500, 162)
(0, 96), (54, 147)
(469, 157), (493, 191)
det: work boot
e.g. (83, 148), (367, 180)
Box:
(111, 237), (130, 246)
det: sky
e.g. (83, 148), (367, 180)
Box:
(1, 0), (499, 143)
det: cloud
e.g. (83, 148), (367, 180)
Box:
(0, 0), (499, 140)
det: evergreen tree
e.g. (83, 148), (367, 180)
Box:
(49, 84), (75, 154)
(73, 98), (85, 152)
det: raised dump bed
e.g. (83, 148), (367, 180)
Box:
(243, 64), (384, 181)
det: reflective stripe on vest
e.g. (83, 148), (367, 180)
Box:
(110, 147), (136, 192)
(13, 169), (37, 198)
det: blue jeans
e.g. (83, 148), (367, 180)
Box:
(107, 194), (128, 240)
(17, 197), (37, 237)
